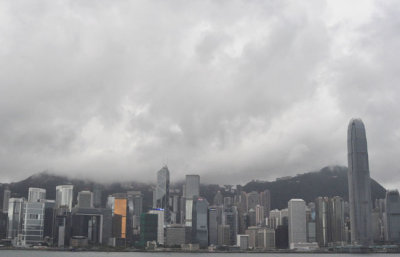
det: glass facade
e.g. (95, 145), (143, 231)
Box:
(22, 202), (45, 245)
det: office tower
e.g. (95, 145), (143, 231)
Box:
(127, 191), (143, 235)
(185, 175), (200, 199)
(256, 204), (265, 226)
(208, 207), (218, 245)
(170, 194), (181, 224)
(77, 191), (93, 208)
(260, 190), (271, 218)
(288, 199), (306, 249)
(149, 209), (165, 245)
(218, 225), (230, 245)
(347, 118), (373, 246)
(0, 212), (6, 239)
(53, 207), (72, 247)
(192, 196), (209, 248)
(22, 201), (45, 246)
(28, 187), (46, 203)
(7, 198), (24, 240)
(224, 206), (238, 245)
(2, 188), (10, 213)
(155, 166), (170, 223)
(330, 196), (345, 244)
(275, 224), (289, 249)
(384, 190), (400, 242)
(43, 200), (55, 241)
(315, 197), (329, 247)
(56, 185), (74, 211)
(139, 213), (158, 246)
(107, 193), (128, 243)
(213, 191), (223, 206)
(93, 185), (102, 208)
(247, 191), (260, 211)
(184, 174), (200, 227)
(238, 191), (247, 211)
(166, 224), (191, 246)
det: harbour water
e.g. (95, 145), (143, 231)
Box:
(0, 251), (396, 257)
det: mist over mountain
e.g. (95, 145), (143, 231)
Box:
(0, 166), (386, 211)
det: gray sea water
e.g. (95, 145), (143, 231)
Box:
(0, 251), (399, 257)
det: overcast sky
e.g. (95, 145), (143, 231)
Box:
(1, 0), (399, 188)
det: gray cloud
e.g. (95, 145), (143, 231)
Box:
(0, 0), (399, 189)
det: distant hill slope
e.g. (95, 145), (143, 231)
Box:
(241, 166), (386, 210)
(0, 166), (387, 211)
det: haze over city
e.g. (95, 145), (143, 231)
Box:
(1, 0), (400, 189)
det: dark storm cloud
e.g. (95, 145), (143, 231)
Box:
(0, 0), (399, 189)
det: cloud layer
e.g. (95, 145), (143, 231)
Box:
(1, 0), (400, 188)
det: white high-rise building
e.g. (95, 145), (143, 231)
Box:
(288, 199), (307, 249)
(28, 188), (46, 203)
(55, 185), (74, 211)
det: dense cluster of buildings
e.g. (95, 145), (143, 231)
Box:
(0, 118), (399, 251)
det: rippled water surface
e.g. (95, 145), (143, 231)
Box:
(0, 251), (398, 257)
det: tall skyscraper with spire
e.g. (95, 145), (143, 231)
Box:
(347, 118), (372, 245)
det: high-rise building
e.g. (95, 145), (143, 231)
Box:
(77, 191), (93, 208)
(208, 207), (219, 245)
(224, 206), (238, 245)
(56, 185), (74, 211)
(185, 175), (200, 199)
(288, 199), (306, 249)
(22, 201), (45, 246)
(315, 197), (329, 247)
(347, 118), (373, 245)
(330, 196), (345, 244)
(2, 188), (11, 214)
(247, 191), (260, 212)
(93, 184), (102, 208)
(6, 198), (24, 241)
(155, 166), (170, 223)
(107, 193), (128, 241)
(260, 190), (271, 218)
(127, 191), (143, 235)
(139, 213), (158, 246)
(192, 196), (209, 248)
(184, 174), (200, 226)
(384, 190), (400, 243)
(256, 204), (265, 227)
(149, 209), (165, 245)
(28, 188), (46, 203)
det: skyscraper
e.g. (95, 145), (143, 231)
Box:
(384, 190), (400, 243)
(7, 198), (24, 240)
(77, 191), (94, 208)
(288, 199), (306, 249)
(2, 188), (10, 214)
(347, 118), (372, 245)
(184, 174), (200, 226)
(155, 166), (170, 223)
(192, 196), (209, 248)
(28, 188), (46, 203)
(56, 185), (74, 211)
(185, 175), (200, 199)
